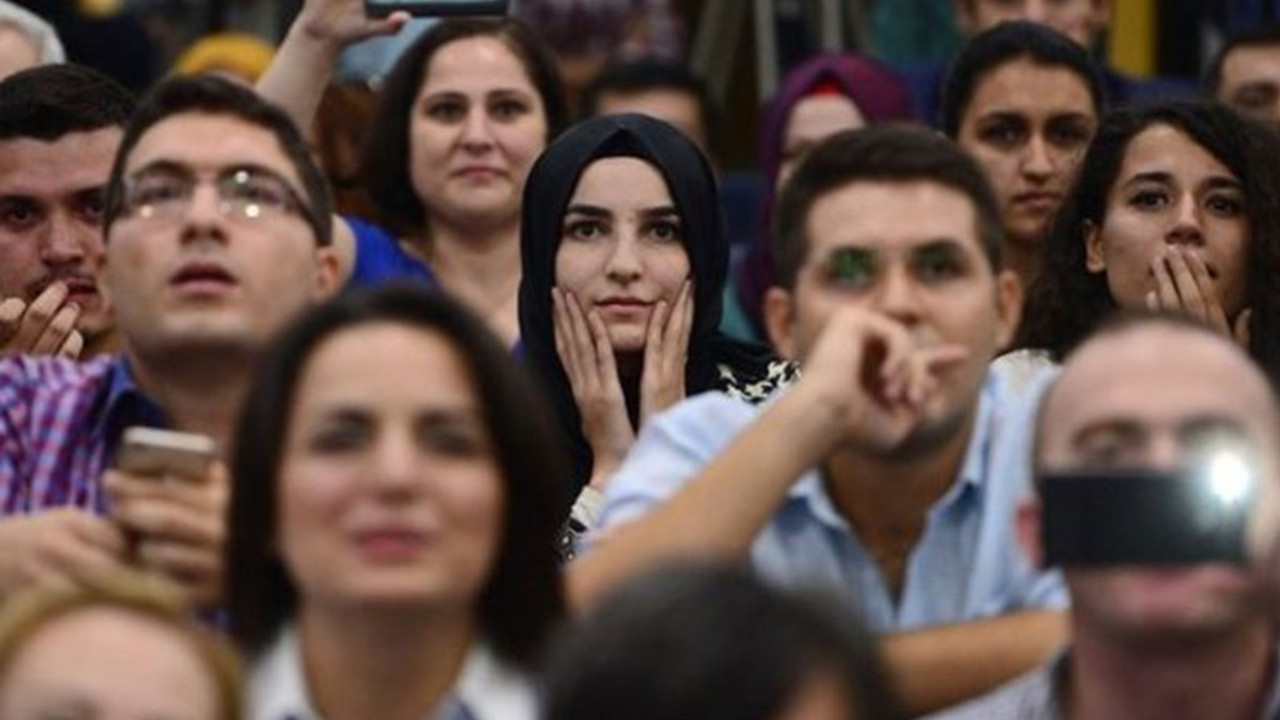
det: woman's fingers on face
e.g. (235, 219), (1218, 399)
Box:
(586, 309), (619, 378)
(1153, 254), (1181, 310)
(1167, 248), (1208, 315)
(1182, 249), (1229, 327)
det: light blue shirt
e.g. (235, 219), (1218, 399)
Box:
(595, 366), (1066, 632)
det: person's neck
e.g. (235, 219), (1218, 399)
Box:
(298, 605), (477, 720)
(1068, 620), (1275, 720)
(124, 345), (252, 452)
(822, 411), (976, 595)
(1006, 236), (1041, 294)
(411, 218), (521, 346)
(83, 327), (121, 359)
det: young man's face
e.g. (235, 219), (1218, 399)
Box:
(101, 112), (338, 358)
(1036, 326), (1279, 646)
(768, 179), (1020, 453)
(1218, 44), (1280, 129)
(955, 0), (1112, 49)
(0, 127), (120, 339)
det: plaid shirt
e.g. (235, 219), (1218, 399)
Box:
(0, 354), (168, 515)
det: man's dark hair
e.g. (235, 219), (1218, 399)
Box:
(227, 284), (568, 669)
(102, 75), (333, 246)
(579, 58), (719, 157)
(0, 63), (134, 142)
(773, 124), (1004, 290)
(1205, 23), (1280, 98)
(543, 562), (904, 720)
(941, 21), (1106, 136)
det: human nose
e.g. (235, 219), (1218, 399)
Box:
(370, 428), (420, 497)
(873, 264), (921, 324)
(40, 212), (89, 267)
(1166, 193), (1205, 247)
(604, 232), (642, 284)
(460, 107), (495, 151)
(1022, 134), (1054, 180)
(178, 182), (231, 243)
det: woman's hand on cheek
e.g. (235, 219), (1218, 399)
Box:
(553, 287), (636, 484)
(640, 279), (693, 425)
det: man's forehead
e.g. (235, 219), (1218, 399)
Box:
(0, 127), (119, 192)
(1223, 44), (1280, 82)
(125, 112), (298, 182)
(806, 179), (982, 252)
(1047, 326), (1276, 436)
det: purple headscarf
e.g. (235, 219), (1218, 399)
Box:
(736, 53), (914, 339)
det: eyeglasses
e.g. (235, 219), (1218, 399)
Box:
(120, 164), (318, 232)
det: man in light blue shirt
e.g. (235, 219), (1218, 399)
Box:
(570, 125), (1066, 715)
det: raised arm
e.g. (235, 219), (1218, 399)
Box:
(257, 0), (408, 133)
(885, 610), (1068, 716)
(567, 306), (968, 608)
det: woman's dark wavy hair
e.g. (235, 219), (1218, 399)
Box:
(1014, 101), (1280, 386)
(363, 17), (568, 230)
(226, 284), (568, 669)
(542, 561), (905, 720)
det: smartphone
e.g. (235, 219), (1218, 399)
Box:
(115, 427), (216, 482)
(1041, 467), (1255, 567)
(365, 0), (509, 18)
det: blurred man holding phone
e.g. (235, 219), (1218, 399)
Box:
(930, 314), (1280, 719)
(0, 75), (339, 610)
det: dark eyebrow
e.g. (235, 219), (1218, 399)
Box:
(914, 239), (967, 254)
(1202, 176), (1245, 193)
(563, 204), (611, 219)
(639, 206), (680, 220)
(1070, 418), (1145, 449)
(128, 159), (192, 179)
(974, 111), (1028, 124)
(1121, 171), (1174, 187)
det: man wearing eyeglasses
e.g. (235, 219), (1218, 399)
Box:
(0, 75), (339, 610)
(571, 125), (1065, 715)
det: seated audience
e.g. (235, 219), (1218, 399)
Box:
(0, 64), (134, 359)
(0, 75), (340, 608)
(0, 1), (63, 80)
(734, 52), (914, 341)
(572, 125), (1066, 715)
(226, 285), (565, 720)
(517, 113), (790, 531)
(261, 3), (567, 346)
(544, 562), (905, 720)
(942, 21), (1104, 291)
(579, 58), (719, 160)
(0, 577), (241, 720)
(1014, 101), (1280, 386)
(1207, 24), (1280, 130)
(930, 313), (1280, 719)
(903, 0), (1193, 127)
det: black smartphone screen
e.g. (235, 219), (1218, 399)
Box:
(1041, 469), (1254, 567)
(365, 0), (509, 17)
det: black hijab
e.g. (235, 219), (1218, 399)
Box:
(518, 114), (777, 494)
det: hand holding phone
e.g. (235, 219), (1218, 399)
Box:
(109, 428), (227, 608)
(115, 427), (216, 482)
(365, 0), (509, 18)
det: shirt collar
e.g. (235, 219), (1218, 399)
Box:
(784, 371), (1004, 524)
(250, 626), (535, 720)
(90, 355), (169, 444)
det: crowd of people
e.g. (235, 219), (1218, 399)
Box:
(4, 1), (1280, 719)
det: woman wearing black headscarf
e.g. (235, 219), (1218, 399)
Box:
(518, 114), (794, 539)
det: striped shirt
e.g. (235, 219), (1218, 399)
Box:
(0, 354), (168, 515)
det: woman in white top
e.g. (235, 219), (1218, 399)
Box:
(225, 285), (567, 720)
